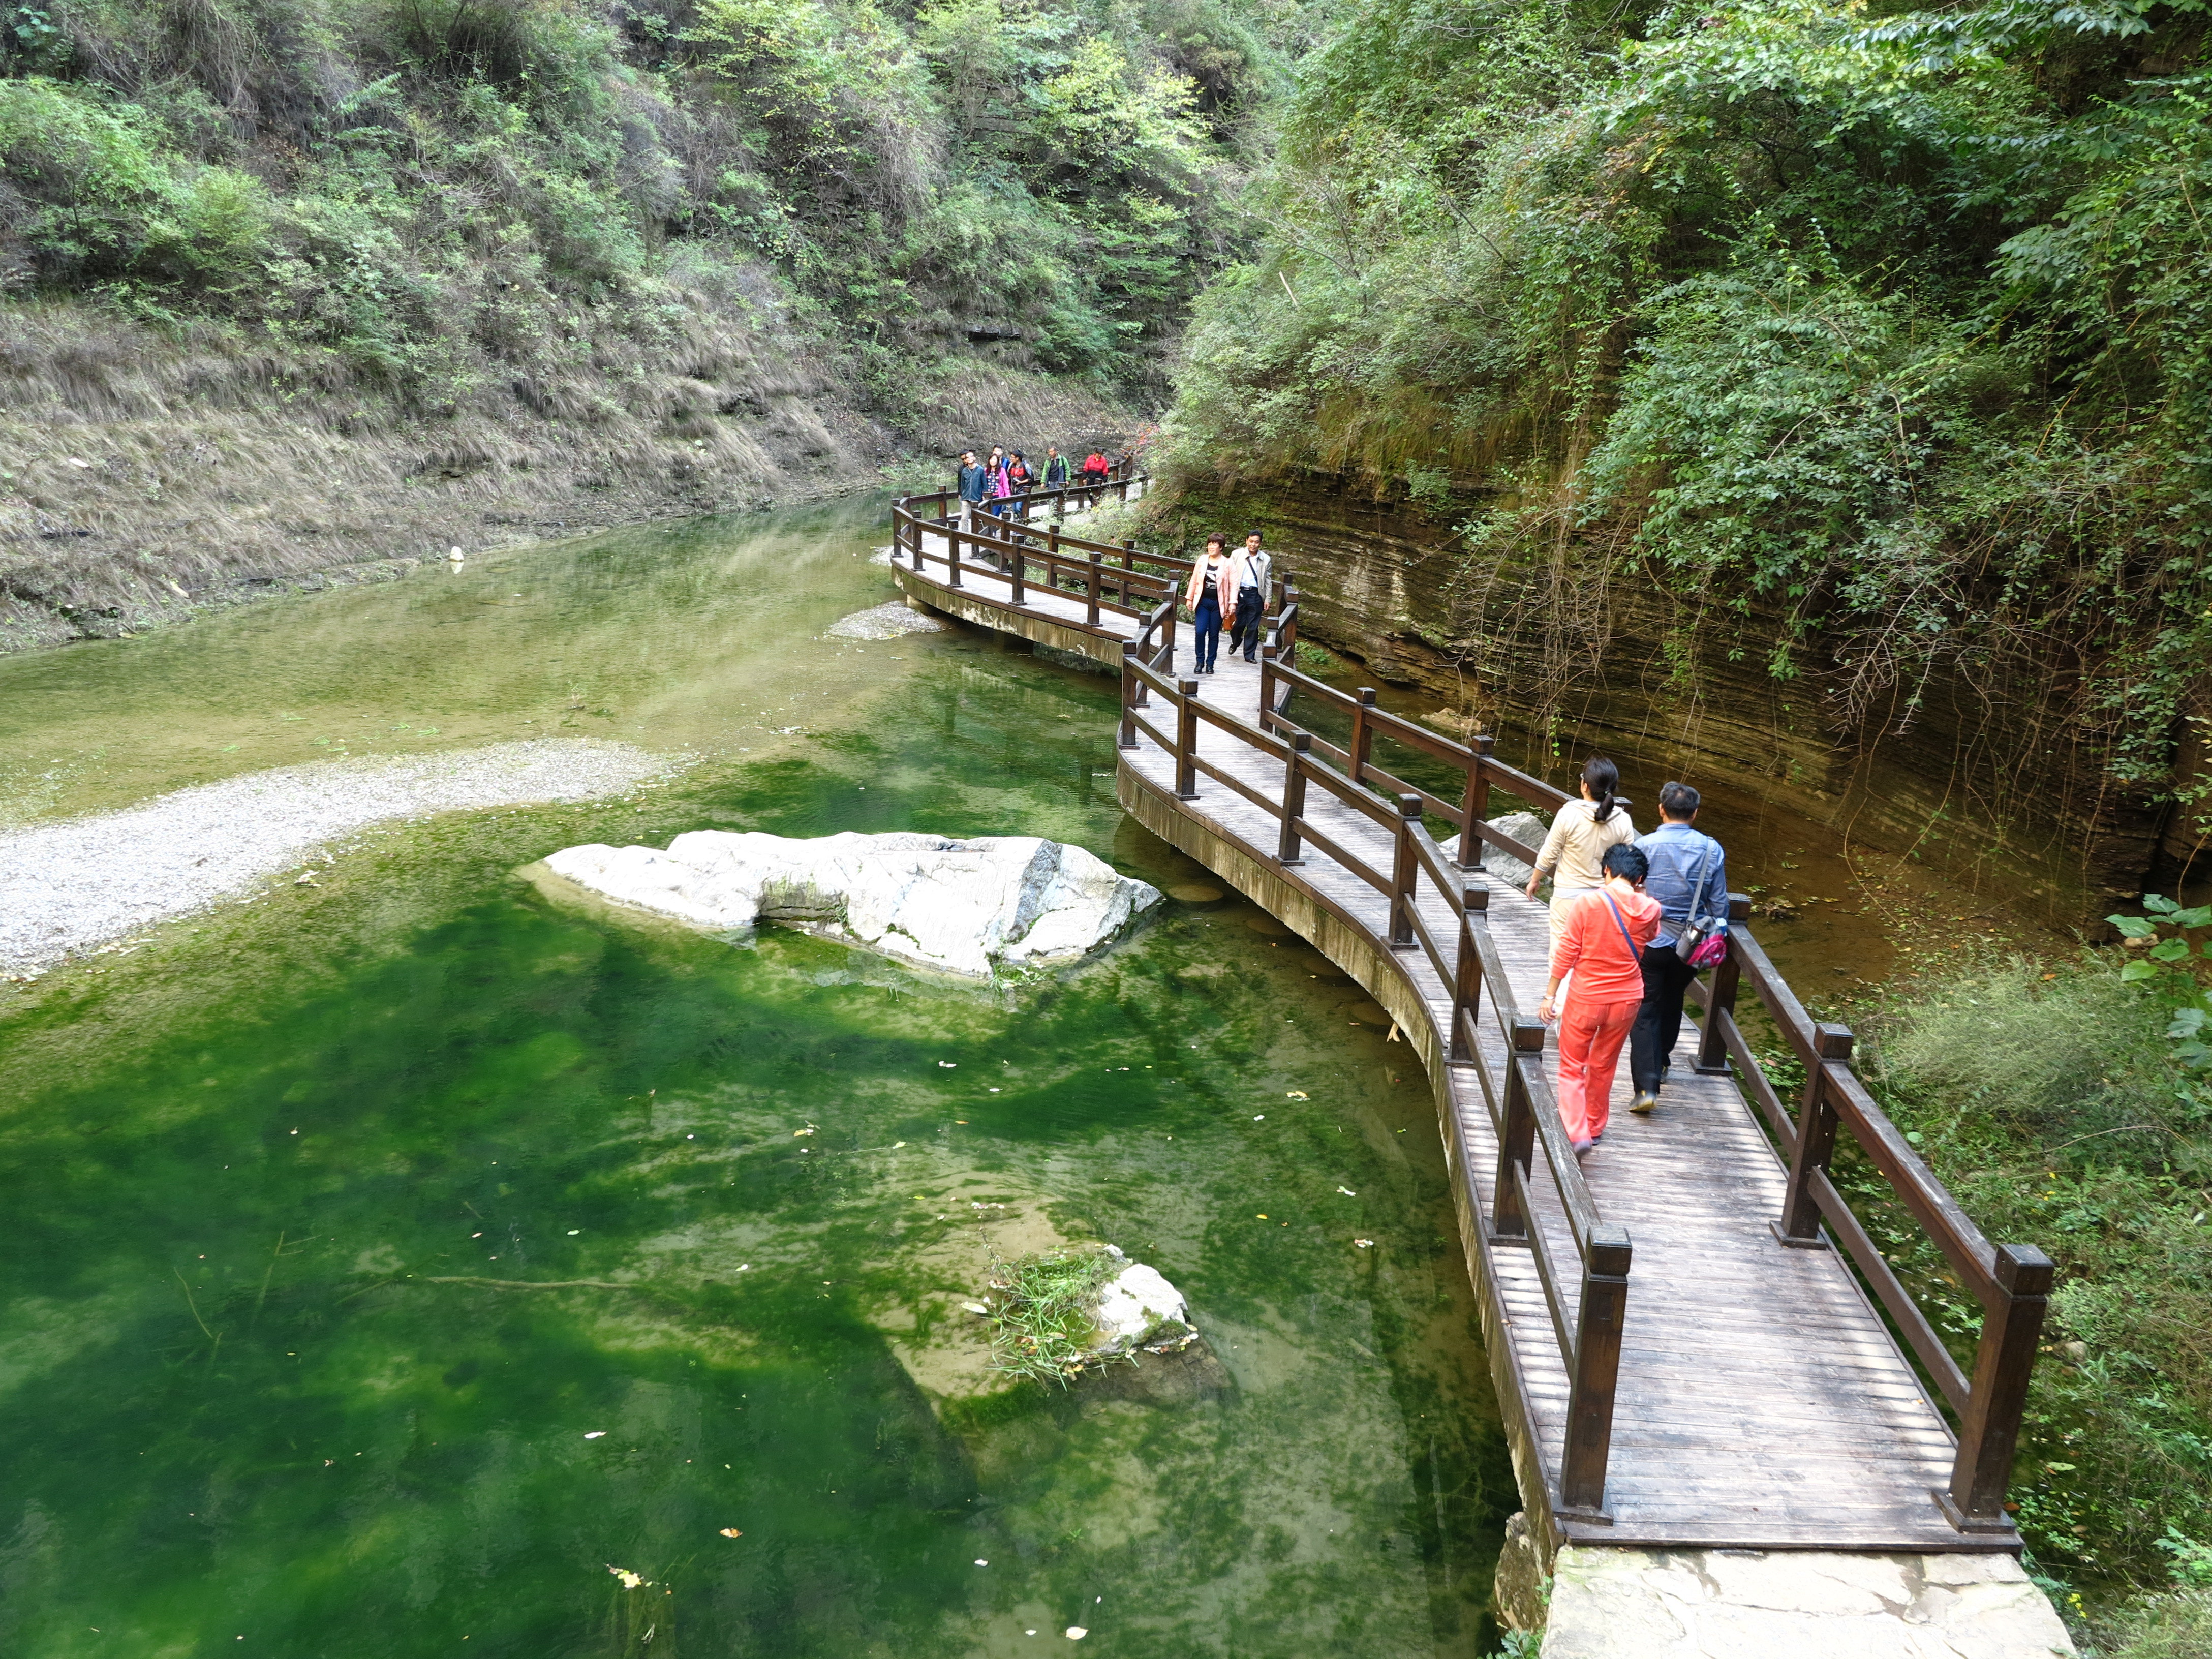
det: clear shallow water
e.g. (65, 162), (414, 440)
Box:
(0, 505), (1512, 1656)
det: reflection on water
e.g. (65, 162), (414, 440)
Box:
(0, 499), (907, 826)
(0, 507), (1512, 1656)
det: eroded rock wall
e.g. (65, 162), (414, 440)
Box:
(1158, 477), (2181, 925)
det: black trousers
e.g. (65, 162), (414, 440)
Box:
(1229, 587), (1265, 657)
(1631, 943), (1698, 1094)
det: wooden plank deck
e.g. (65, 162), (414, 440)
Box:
(890, 550), (2006, 1554)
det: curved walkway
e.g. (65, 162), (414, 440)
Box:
(885, 490), (2052, 1560)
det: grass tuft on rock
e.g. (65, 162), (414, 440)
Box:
(982, 1246), (1126, 1389)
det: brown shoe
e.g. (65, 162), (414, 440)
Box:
(1630, 1092), (1659, 1115)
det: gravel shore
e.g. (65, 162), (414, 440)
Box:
(1, 739), (677, 975)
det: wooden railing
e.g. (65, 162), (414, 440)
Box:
(1687, 915), (2053, 1532)
(889, 478), (1209, 636)
(1118, 606), (1630, 1519)
(903, 458), (1145, 528)
(1128, 614), (2049, 1532)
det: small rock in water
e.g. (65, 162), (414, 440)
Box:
(1066, 1629), (1088, 1641)
(825, 601), (947, 641)
(1089, 1248), (1196, 1357)
(1244, 914), (1292, 937)
(1165, 883), (1223, 903)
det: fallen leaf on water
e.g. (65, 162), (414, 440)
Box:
(1337, 1187), (1357, 1197)
(1285, 1091), (1308, 1099)
(1252, 1114), (1265, 1121)
(961, 1302), (990, 1315)
(719, 1528), (743, 1539)
(584, 1431), (607, 1439)
(792, 1128), (815, 1138)
(607, 1566), (647, 1590)
(1066, 1629), (1088, 1641)
(1354, 1239), (1375, 1248)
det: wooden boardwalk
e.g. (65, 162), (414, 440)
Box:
(886, 492), (2049, 1555)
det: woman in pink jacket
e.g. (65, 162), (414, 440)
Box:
(1184, 534), (1235, 673)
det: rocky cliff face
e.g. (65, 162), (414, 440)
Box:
(0, 299), (1138, 653)
(1160, 476), (2185, 925)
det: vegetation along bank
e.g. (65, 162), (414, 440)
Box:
(1144, 0), (2210, 926)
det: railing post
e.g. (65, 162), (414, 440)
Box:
(1350, 688), (1377, 786)
(1122, 538), (1135, 573)
(1277, 733), (1310, 865)
(1390, 794), (1421, 949)
(1009, 526), (1027, 605)
(1458, 734), (1495, 868)
(1280, 585), (1299, 663)
(1490, 1018), (1548, 1239)
(947, 526), (962, 589)
(1693, 894), (1752, 1073)
(1561, 1225), (1632, 1518)
(1087, 551), (1102, 626)
(1451, 880), (1488, 1063)
(1174, 678), (1200, 799)
(1258, 644), (1277, 729)
(1773, 1024), (1852, 1247)
(894, 497), (909, 564)
(1940, 1244), (2055, 1532)
(1118, 642), (1140, 750)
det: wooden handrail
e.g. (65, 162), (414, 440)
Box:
(1691, 897), (2049, 1529)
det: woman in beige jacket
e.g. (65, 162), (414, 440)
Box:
(1525, 757), (1636, 949)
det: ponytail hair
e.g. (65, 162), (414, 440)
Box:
(1582, 757), (1620, 823)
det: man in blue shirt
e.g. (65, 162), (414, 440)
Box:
(1629, 781), (1728, 1115)
(956, 450), (988, 530)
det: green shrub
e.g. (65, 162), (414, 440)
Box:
(1869, 955), (2212, 1580)
(2101, 1587), (2212, 1659)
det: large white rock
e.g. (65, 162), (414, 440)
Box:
(543, 830), (1161, 978)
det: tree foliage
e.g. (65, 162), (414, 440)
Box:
(1169, 0), (2211, 810)
(0, 0), (1303, 397)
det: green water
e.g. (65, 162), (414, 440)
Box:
(0, 501), (1513, 1656)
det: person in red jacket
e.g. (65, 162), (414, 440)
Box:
(1538, 842), (1661, 1154)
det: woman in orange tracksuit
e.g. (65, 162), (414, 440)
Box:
(1538, 842), (1661, 1155)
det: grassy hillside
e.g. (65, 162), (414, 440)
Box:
(1161, 0), (2210, 893)
(0, 0), (1305, 643)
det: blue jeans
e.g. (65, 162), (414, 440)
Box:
(1193, 595), (1222, 670)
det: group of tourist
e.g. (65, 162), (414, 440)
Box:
(955, 444), (1115, 523)
(1528, 761), (1730, 1157)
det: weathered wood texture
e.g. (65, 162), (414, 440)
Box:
(885, 500), (2046, 1556)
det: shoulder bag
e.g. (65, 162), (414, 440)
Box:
(1676, 845), (1729, 970)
